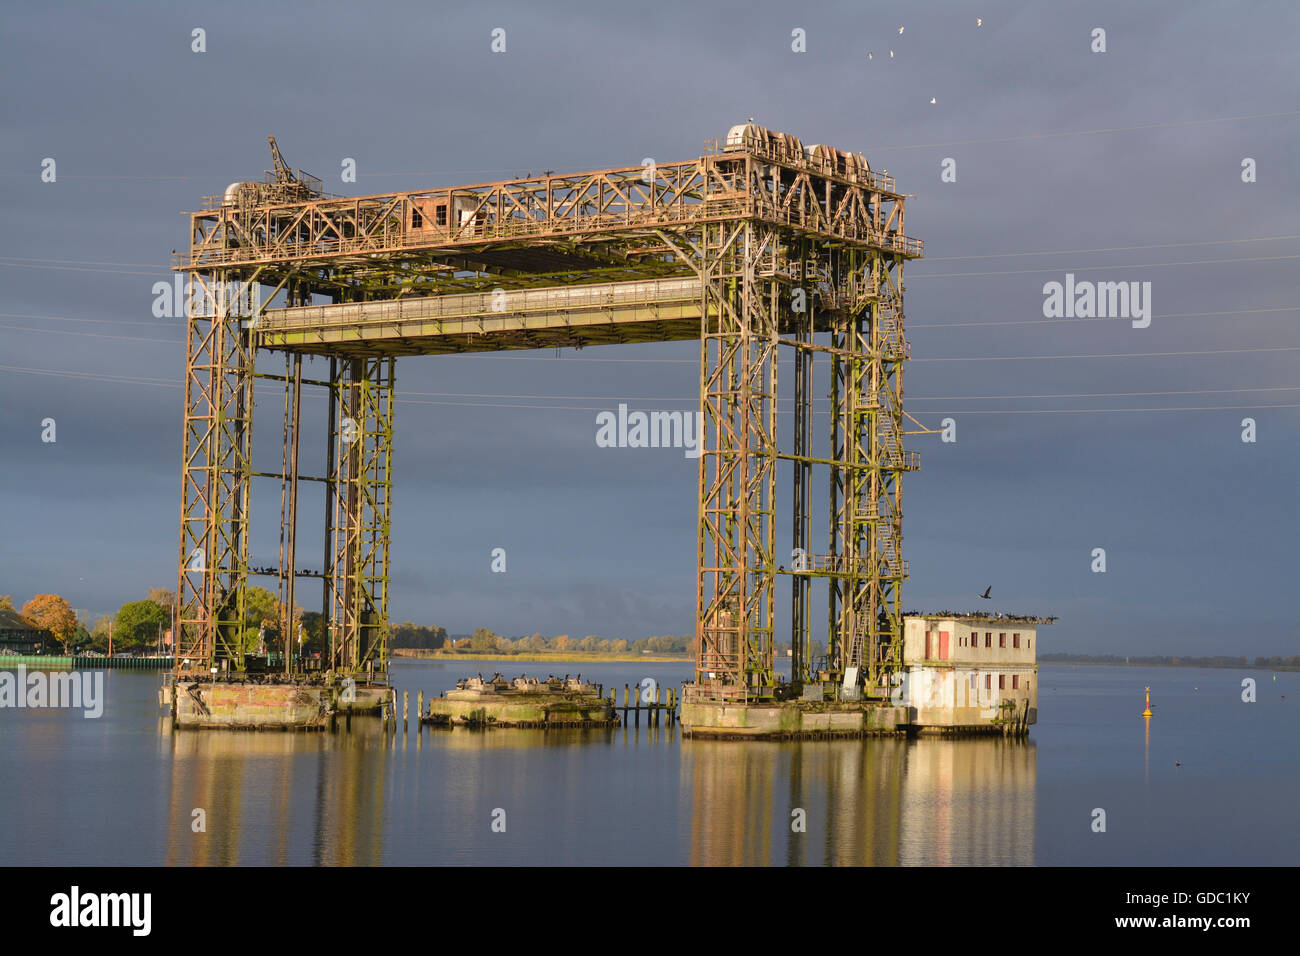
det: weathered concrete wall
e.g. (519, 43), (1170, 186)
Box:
(899, 666), (1037, 732)
(901, 616), (1040, 732)
(680, 700), (908, 739)
(335, 684), (390, 715)
(904, 617), (1038, 668)
(173, 682), (332, 730)
(427, 694), (614, 727)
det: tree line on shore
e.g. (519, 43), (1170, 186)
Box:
(1, 588), (323, 656)
(3, 592), (688, 659)
(394, 624), (692, 655)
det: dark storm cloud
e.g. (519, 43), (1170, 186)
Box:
(1, 0), (1296, 651)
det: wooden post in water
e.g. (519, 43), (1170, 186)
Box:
(417, 690), (424, 728)
(654, 687), (661, 725)
(623, 684), (629, 719)
(403, 690), (409, 731)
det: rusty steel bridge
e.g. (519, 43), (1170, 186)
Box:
(172, 125), (923, 702)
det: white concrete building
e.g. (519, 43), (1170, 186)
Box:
(900, 613), (1054, 733)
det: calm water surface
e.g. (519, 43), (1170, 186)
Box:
(1, 662), (1295, 865)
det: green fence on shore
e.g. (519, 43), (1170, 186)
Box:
(0, 655), (174, 670)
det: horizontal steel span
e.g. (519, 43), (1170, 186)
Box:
(255, 277), (706, 356)
(174, 134), (921, 300)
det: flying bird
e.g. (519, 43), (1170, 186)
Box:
(930, 97), (937, 104)
(867, 52), (873, 59)
(979, 586), (992, 599)
(889, 50), (894, 58)
(977, 18), (983, 27)
(898, 26), (904, 35)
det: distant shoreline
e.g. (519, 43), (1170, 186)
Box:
(1041, 658), (1298, 672)
(391, 650), (1298, 672)
(392, 650), (691, 663)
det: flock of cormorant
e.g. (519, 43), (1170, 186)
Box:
(903, 609), (1059, 623)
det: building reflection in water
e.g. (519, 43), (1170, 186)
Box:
(683, 736), (1035, 865)
(898, 738), (1036, 865)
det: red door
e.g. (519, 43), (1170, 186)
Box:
(939, 630), (950, 660)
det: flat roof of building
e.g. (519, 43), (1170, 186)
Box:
(905, 611), (1057, 625)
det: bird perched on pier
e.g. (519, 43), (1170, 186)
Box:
(979, 586), (992, 600)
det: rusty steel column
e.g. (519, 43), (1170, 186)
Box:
(328, 356), (395, 684)
(175, 269), (258, 678)
(282, 353), (303, 673)
(695, 216), (779, 701)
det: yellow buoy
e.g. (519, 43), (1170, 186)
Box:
(1142, 685), (1153, 718)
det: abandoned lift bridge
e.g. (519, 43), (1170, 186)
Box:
(171, 127), (924, 720)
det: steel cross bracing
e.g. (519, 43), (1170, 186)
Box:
(175, 270), (259, 675)
(171, 129), (921, 699)
(327, 356), (395, 678)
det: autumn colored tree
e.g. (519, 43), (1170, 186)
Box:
(274, 598), (304, 641)
(21, 594), (77, 652)
(0, 595), (15, 612)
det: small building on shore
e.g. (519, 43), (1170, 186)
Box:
(0, 607), (55, 656)
(901, 612), (1056, 734)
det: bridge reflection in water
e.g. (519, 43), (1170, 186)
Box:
(683, 737), (1036, 866)
(163, 717), (391, 866)
(159, 717), (1034, 865)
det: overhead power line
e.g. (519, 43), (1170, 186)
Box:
(4, 364), (1297, 419)
(924, 235), (1300, 262)
(911, 254), (1300, 279)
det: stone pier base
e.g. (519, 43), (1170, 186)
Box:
(172, 681), (333, 730)
(425, 691), (616, 728)
(680, 695), (908, 739)
(335, 684), (391, 716)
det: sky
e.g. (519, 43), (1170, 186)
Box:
(1, 0), (1297, 656)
